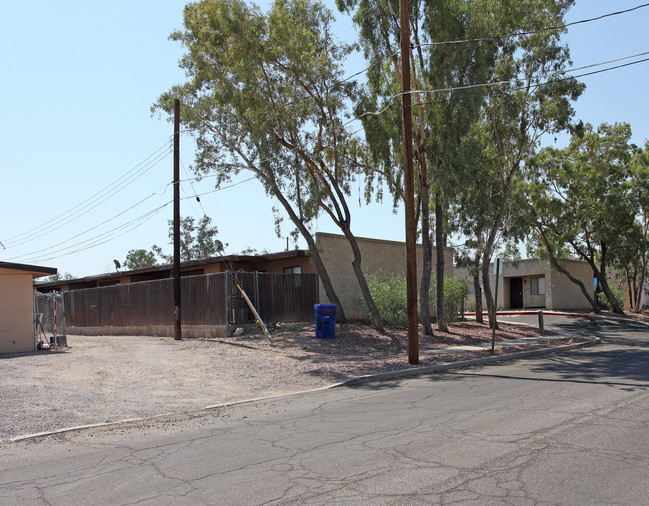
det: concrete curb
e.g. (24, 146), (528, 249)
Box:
(339, 337), (600, 386)
(465, 310), (591, 318)
(7, 337), (600, 444)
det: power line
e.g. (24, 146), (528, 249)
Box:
(8, 203), (171, 264)
(411, 56), (649, 109)
(232, 1), (649, 129)
(403, 50), (649, 99)
(412, 2), (649, 49)
(5, 174), (262, 265)
(4, 148), (172, 250)
(348, 50), (649, 124)
(1, 140), (173, 248)
(180, 158), (207, 216)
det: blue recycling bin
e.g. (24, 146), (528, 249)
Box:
(314, 304), (337, 339)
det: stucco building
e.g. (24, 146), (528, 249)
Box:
(315, 232), (455, 319)
(0, 261), (57, 353)
(457, 258), (594, 311)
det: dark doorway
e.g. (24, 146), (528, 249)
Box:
(510, 277), (523, 309)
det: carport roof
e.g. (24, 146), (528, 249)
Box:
(0, 261), (57, 278)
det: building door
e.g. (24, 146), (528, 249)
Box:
(510, 277), (523, 309)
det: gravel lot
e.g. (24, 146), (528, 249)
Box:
(0, 321), (582, 440)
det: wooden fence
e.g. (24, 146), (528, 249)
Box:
(63, 271), (318, 329)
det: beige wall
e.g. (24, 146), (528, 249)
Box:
(461, 259), (594, 311)
(548, 259), (594, 310)
(316, 232), (454, 319)
(0, 270), (35, 353)
(501, 260), (552, 310)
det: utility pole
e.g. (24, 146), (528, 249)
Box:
(173, 99), (182, 340)
(399, 0), (418, 365)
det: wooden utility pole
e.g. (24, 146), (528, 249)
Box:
(399, 0), (418, 364)
(173, 99), (182, 340)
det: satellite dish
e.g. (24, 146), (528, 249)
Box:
(215, 240), (224, 254)
(113, 259), (121, 271)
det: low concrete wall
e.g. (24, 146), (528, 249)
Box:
(68, 325), (231, 338)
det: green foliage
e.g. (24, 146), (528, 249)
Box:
(239, 247), (270, 255)
(124, 249), (157, 270)
(440, 277), (469, 324)
(43, 272), (76, 282)
(152, 215), (220, 262)
(362, 273), (468, 327)
(527, 122), (637, 313)
(597, 285), (625, 311)
(154, 0), (381, 326)
(498, 241), (522, 261)
(362, 272), (408, 328)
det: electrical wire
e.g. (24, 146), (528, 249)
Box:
(4, 175), (263, 265)
(410, 56), (649, 109)
(9, 203), (171, 264)
(13, 5), (649, 265)
(346, 50), (649, 125)
(241, 2), (649, 127)
(180, 158), (207, 215)
(412, 2), (649, 48)
(1, 140), (173, 249)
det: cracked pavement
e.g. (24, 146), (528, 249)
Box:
(1, 315), (648, 504)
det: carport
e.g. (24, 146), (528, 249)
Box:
(0, 261), (57, 353)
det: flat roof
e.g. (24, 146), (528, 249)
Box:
(34, 249), (309, 288)
(0, 261), (57, 278)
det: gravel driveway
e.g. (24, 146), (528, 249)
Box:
(1, 321), (583, 440)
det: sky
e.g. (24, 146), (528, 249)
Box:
(1, 0), (648, 278)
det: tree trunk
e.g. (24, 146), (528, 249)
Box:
(473, 272), (483, 323)
(271, 187), (347, 323)
(417, 147), (433, 335)
(634, 265), (646, 313)
(600, 276), (623, 314)
(304, 235), (347, 323)
(420, 201), (433, 335)
(481, 251), (497, 330)
(341, 226), (384, 332)
(435, 195), (448, 332)
(538, 228), (600, 314)
(599, 244), (624, 314)
(550, 257), (600, 314)
(473, 251), (483, 323)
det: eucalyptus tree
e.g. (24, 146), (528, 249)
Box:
(527, 123), (637, 314)
(469, 0), (584, 328)
(154, 0), (392, 328)
(623, 141), (649, 311)
(337, 0), (500, 333)
(124, 249), (158, 270)
(152, 215), (220, 262)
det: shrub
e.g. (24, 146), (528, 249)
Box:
(362, 272), (469, 328)
(596, 285), (625, 310)
(440, 277), (469, 323)
(362, 272), (408, 328)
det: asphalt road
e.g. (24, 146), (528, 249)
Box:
(1, 315), (648, 505)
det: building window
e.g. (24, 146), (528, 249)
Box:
(531, 277), (546, 295)
(283, 266), (302, 288)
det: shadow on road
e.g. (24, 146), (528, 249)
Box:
(443, 347), (649, 391)
(348, 317), (649, 393)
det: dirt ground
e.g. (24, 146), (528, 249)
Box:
(0, 320), (584, 441)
